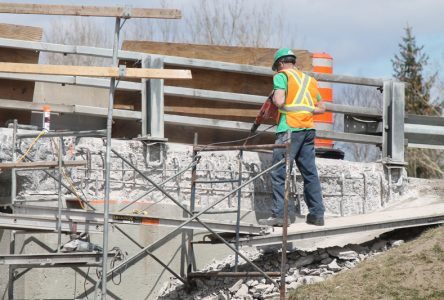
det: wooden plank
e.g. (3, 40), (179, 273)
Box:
(165, 106), (258, 118)
(164, 66), (271, 95)
(0, 160), (87, 170)
(0, 23), (42, 41)
(0, 24), (42, 126)
(0, 63), (191, 79)
(121, 41), (311, 96)
(0, 3), (181, 19)
(123, 41), (312, 69)
(165, 96), (263, 123)
(114, 104), (135, 110)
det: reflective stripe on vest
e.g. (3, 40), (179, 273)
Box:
(278, 69), (315, 114)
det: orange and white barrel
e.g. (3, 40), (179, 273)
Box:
(312, 52), (333, 148)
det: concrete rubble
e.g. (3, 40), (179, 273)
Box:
(158, 238), (405, 300)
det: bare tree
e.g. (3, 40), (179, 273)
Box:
(334, 85), (383, 162)
(185, 0), (285, 47)
(123, 0), (181, 43)
(43, 17), (112, 66)
(43, 0), (290, 64)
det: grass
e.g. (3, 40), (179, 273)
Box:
(288, 225), (444, 300)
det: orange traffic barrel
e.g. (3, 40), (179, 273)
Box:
(312, 52), (333, 148)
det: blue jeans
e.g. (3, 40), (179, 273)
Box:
(271, 130), (324, 218)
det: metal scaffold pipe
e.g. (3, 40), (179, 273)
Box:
(99, 16), (121, 299)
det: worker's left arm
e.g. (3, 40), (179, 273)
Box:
(313, 93), (326, 115)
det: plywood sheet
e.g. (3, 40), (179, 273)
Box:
(0, 23), (43, 41)
(123, 41), (312, 70)
(0, 23), (43, 126)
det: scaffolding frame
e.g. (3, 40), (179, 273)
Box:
(0, 3), (191, 299)
(0, 3), (443, 300)
(184, 139), (293, 297)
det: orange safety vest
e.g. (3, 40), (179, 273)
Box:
(275, 69), (319, 129)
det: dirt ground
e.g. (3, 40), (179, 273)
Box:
(289, 224), (444, 300)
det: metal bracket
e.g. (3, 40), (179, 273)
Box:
(118, 65), (127, 79)
(122, 5), (132, 19)
(344, 115), (382, 135)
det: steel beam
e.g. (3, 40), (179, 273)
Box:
(404, 123), (444, 136)
(0, 99), (141, 121)
(164, 86), (265, 105)
(11, 205), (266, 235)
(405, 114), (444, 127)
(316, 130), (382, 145)
(0, 252), (114, 268)
(165, 87), (383, 119)
(0, 37), (143, 61)
(165, 114), (382, 145)
(0, 212), (101, 233)
(143, 56), (165, 139)
(162, 55), (384, 86)
(325, 102), (381, 118)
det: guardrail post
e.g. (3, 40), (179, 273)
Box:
(382, 80), (406, 198)
(142, 55), (165, 140)
(382, 80), (405, 165)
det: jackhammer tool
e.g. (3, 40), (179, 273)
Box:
(243, 92), (278, 146)
(250, 91), (278, 134)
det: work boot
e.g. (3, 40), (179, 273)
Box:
(306, 214), (325, 226)
(258, 217), (284, 227)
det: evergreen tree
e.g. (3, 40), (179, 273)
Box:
(392, 26), (443, 178)
(392, 26), (439, 115)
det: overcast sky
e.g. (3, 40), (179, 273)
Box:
(3, 0), (444, 81)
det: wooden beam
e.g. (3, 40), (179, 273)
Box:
(165, 106), (258, 118)
(0, 23), (42, 41)
(0, 63), (191, 79)
(0, 160), (87, 170)
(0, 3), (181, 19)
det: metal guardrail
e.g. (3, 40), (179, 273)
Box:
(0, 37), (443, 152)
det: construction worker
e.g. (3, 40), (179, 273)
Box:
(259, 48), (326, 227)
